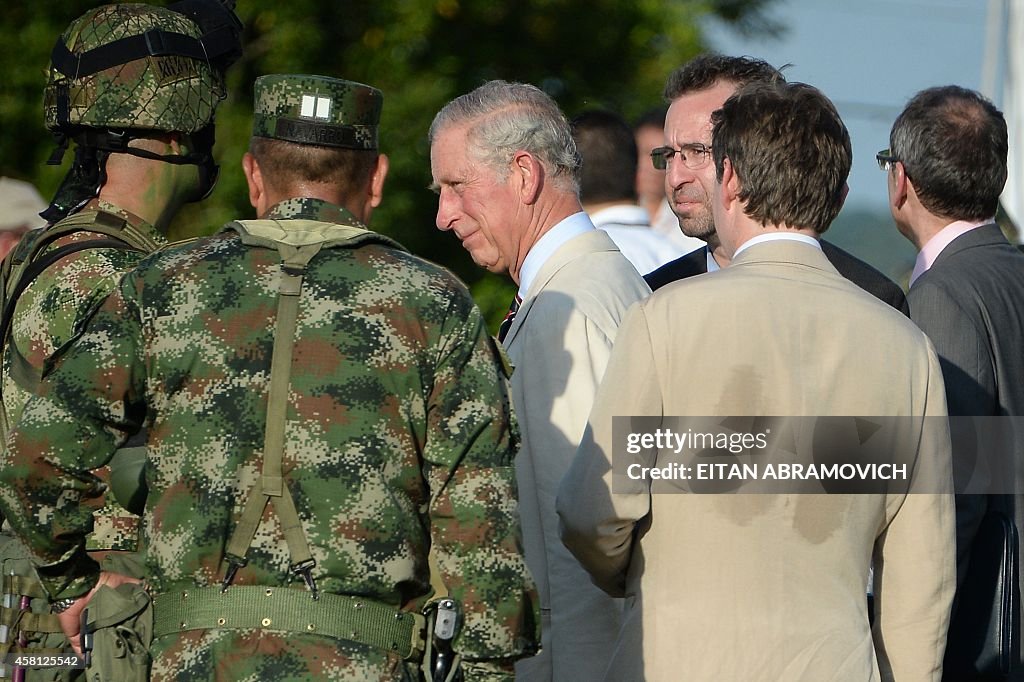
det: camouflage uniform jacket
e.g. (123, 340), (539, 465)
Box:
(0, 197), (164, 548)
(0, 198), (539, 680)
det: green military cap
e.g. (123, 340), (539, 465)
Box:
(252, 74), (383, 150)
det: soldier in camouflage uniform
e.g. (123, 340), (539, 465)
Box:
(0, 3), (239, 678)
(0, 74), (540, 681)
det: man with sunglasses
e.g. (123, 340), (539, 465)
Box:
(644, 54), (909, 315)
(883, 86), (1024, 681)
(571, 109), (685, 274)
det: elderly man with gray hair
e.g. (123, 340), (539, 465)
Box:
(429, 80), (650, 680)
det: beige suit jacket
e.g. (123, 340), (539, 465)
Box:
(557, 241), (955, 681)
(506, 228), (650, 681)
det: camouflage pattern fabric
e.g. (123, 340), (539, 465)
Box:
(0, 198), (540, 680)
(45, 3), (225, 133)
(252, 74), (382, 150)
(1, 196), (164, 548)
(0, 197), (163, 682)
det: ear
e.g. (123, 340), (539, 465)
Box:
(511, 151), (542, 205)
(242, 152), (264, 211)
(719, 158), (740, 209)
(890, 162), (909, 211)
(368, 153), (389, 209)
(838, 181), (850, 212)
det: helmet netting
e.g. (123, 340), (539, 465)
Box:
(44, 3), (225, 133)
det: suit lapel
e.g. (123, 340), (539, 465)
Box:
(502, 230), (618, 347)
(687, 247), (710, 275)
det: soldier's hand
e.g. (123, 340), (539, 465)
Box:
(57, 571), (141, 654)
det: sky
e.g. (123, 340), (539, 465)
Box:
(700, 0), (996, 276)
(703, 0), (992, 211)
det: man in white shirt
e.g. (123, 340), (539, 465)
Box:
(429, 80), (649, 681)
(571, 109), (689, 275)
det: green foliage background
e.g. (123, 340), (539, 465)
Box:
(0, 0), (778, 328)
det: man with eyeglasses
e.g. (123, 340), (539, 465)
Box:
(632, 107), (707, 254)
(643, 54), (909, 315)
(882, 86), (1024, 681)
(559, 78), (955, 682)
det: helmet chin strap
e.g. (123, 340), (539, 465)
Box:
(104, 144), (220, 204)
(41, 126), (219, 223)
(40, 142), (108, 224)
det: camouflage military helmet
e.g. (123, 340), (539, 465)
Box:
(252, 74), (383, 150)
(44, 3), (228, 133)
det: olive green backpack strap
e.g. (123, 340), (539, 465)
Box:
(221, 218), (406, 252)
(0, 209), (159, 438)
(216, 218), (403, 594)
(0, 228), (44, 305)
(18, 209), (161, 261)
(221, 234), (325, 597)
(0, 209), (160, 320)
(218, 220), (434, 605)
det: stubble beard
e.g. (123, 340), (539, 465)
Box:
(676, 206), (716, 242)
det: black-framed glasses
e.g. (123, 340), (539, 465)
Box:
(650, 143), (713, 171)
(876, 148), (898, 171)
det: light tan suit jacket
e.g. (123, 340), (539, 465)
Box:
(557, 241), (955, 681)
(506, 228), (650, 681)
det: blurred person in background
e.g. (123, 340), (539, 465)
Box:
(572, 109), (683, 274)
(0, 177), (46, 260)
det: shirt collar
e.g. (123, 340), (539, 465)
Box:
(706, 248), (721, 272)
(263, 197), (363, 225)
(588, 204), (650, 228)
(518, 211), (594, 298)
(88, 198), (166, 246)
(909, 218), (992, 286)
(732, 232), (822, 260)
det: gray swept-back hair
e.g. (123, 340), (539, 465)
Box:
(429, 80), (581, 193)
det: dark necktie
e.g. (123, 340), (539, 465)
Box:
(497, 295), (522, 342)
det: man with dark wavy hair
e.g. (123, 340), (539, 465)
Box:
(644, 54), (908, 314)
(560, 80), (954, 681)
